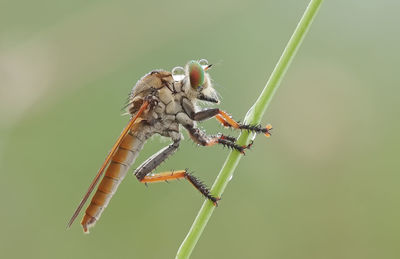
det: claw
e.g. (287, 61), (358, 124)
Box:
(245, 140), (254, 149)
(212, 197), (221, 207)
(265, 124), (272, 138)
(240, 140), (254, 155)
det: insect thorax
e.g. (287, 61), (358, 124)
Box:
(128, 70), (197, 140)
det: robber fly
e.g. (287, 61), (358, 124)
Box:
(67, 59), (272, 233)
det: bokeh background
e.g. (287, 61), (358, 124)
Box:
(1, 1), (399, 258)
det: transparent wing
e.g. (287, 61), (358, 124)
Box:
(66, 101), (149, 228)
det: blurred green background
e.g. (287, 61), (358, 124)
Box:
(1, 0), (399, 258)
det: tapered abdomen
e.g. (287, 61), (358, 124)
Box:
(81, 132), (145, 232)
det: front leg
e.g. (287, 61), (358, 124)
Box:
(186, 126), (252, 154)
(215, 112), (273, 137)
(181, 97), (272, 137)
(193, 108), (272, 138)
(176, 112), (251, 154)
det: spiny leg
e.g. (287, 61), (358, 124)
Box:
(134, 138), (180, 181)
(218, 134), (237, 143)
(140, 169), (219, 205)
(175, 111), (250, 154)
(133, 135), (217, 204)
(215, 110), (272, 137)
(181, 100), (272, 137)
(217, 135), (254, 154)
(185, 125), (252, 154)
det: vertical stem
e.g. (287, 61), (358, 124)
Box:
(176, 0), (324, 258)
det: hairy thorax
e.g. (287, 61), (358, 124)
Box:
(128, 70), (194, 141)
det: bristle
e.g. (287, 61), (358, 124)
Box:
(238, 123), (273, 137)
(218, 134), (237, 143)
(184, 172), (218, 204)
(217, 139), (245, 153)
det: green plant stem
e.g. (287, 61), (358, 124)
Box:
(176, 1), (323, 258)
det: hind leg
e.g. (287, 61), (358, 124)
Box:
(139, 169), (218, 205)
(133, 135), (218, 204)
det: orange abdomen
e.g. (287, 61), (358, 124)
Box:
(81, 132), (145, 232)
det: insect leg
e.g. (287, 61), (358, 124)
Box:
(140, 169), (219, 205)
(181, 99), (272, 137)
(216, 110), (272, 137)
(191, 108), (220, 121)
(191, 108), (272, 138)
(134, 138), (180, 181)
(175, 112), (250, 154)
(186, 126), (251, 154)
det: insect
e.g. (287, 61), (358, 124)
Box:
(67, 59), (272, 233)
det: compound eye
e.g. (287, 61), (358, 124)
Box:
(188, 61), (204, 89)
(172, 66), (185, 81)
